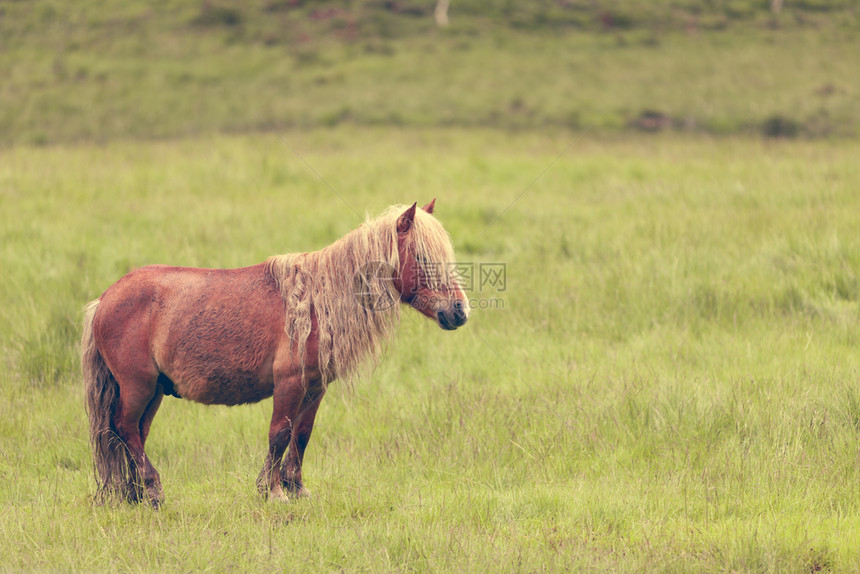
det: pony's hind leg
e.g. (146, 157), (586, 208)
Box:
(138, 389), (165, 506)
(257, 375), (305, 502)
(281, 383), (326, 497)
(112, 375), (163, 506)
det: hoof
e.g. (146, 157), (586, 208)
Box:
(267, 484), (289, 503)
(146, 484), (164, 510)
(292, 486), (312, 499)
(282, 481), (311, 498)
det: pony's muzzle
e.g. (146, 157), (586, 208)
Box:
(437, 299), (468, 330)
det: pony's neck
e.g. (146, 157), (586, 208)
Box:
(267, 221), (402, 385)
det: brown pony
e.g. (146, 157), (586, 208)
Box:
(82, 201), (469, 507)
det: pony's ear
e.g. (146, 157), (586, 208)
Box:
(397, 202), (418, 234)
(422, 198), (436, 214)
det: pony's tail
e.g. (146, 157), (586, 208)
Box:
(82, 299), (142, 504)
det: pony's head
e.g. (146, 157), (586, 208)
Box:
(392, 200), (469, 330)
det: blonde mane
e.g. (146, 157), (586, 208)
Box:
(265, 205), (458, 385)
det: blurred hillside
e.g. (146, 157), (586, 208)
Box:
(1, 0), (858, 145)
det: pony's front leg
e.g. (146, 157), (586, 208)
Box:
(281, 382), (326, 497)
(256, 375), (305, 501)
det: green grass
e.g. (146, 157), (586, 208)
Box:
(3, 1), (860, 570)
(2, 129), (860, 571)
(1, 1), (859, 145)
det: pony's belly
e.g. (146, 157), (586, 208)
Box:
(169, 369), (275, 406)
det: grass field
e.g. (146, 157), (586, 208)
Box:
(2, 1), (859, 144)
(2, 129), (860, 571)
(3, 0), (860, 571)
